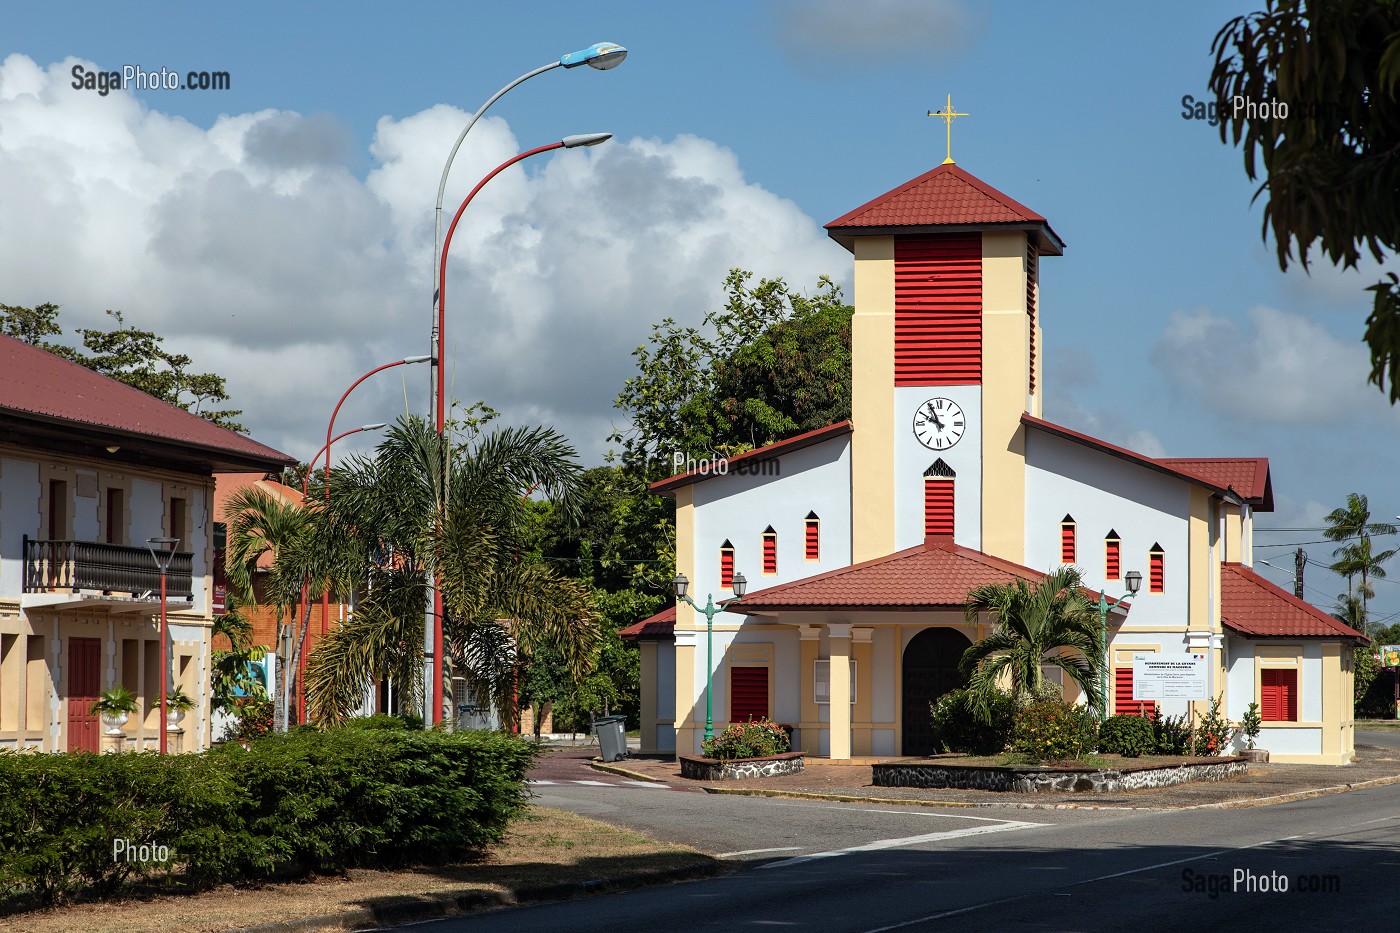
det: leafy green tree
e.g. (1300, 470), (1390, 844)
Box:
(1209, 1), (1400, 401)
(1323, 492), (1397, 623)
(209, 603), (269, 715)
(303, 416), (598, 726)
(611, 270), (852, 473)
(959, 568), (1106, 720)
(0, 302), (244, 430)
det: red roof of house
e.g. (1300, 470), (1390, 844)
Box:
(0, 334), (292, 472)
(1022, 415), (1273, 511)
(213, 474), (306, 569)
(825, 164), (1064, 255)
(618, 605), (676, 640)
(733, 538), (1093, 612)
(1221, 563), (1365, 640)
(650, 421), (853, 495)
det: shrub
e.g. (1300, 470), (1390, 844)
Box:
(1097, 715), (1155, 757)
(229, 696), (274, 741)
(1193, 694), (1232, 756)
(1011, 700), (1100, 761)
(1240, 702), (1262, 749)
(1149, 707), (1194, 755)
(0, 729), (537, 909)
(701, 720), (790, 760)
(929, 688), (1014, 755)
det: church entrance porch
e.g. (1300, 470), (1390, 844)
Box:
(901, 627), (971, 755)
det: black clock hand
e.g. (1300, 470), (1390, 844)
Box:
(929, 405), (945, 431)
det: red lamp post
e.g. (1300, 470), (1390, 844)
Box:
(428, 133), (611, 727)
(146, 536), (180, 754)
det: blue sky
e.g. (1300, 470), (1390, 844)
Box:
(4, 1), (1398, 624)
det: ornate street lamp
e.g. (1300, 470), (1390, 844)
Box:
(1099, 569), (1143, 720)
(672, 571), (748, 743)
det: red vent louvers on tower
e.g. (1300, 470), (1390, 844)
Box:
(1027, 241), (1038, 395)
(924, 479), (955, 538)
(720, 542), (734, 589)
(895, 236), (982, 385)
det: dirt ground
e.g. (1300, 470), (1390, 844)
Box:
(0, 807), (720, 933)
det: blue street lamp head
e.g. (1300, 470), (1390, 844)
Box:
(560, 42), (628, 70)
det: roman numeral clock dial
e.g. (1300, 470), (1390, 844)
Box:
(912, 397), (966, 450)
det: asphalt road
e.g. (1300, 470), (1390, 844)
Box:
(387, 779), (1398, 932)
(1357, 728), (1400, 749)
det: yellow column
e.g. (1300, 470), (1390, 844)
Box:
(673, 633), (697, 757)
(980, 231), (1030, 565)
(828, 624), (852, 760)
(852, 628), (873, 756)
(850, 236), (895, 563)
(798, 625), (821, 754)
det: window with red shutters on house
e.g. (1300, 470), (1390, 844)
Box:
(1149, 545), (1165, 593)
(730, 666), (769, 722)
(1105, 531), (1121, 580)
(1115, 666), (1156, 717)
(1260, 668), (1298, 722)
(1061, 516), (1076, 564)
(720, 541), (734, 589)
(804, 512), (819, 561)
(762, 527), (777, 575)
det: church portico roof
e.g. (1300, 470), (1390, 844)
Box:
(731, 538), (1070, 613)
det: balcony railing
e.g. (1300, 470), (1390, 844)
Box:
(22, 536), (193, 599)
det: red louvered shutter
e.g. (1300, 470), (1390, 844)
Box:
(894, 235), (982, 385)
(1061, 520), (1076, 564)
(1115, 667), (1155, 717)
(730, 667), (769, 723)
(1027, 241), (1038, 395)
(762, 532), (777, 575)
(924, 479), (955, 538)
(805, 517), (819, 560)
(1260, 669), (1297, 722)
(1150, 549), (1165, 593)
(1105, 536), (1121, 580)
(720, 546), (734, 589)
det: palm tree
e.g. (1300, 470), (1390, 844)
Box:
(959, 567), (1105, 719)
(1324, 493), (1397, 625)
(303, 416), (599, 726)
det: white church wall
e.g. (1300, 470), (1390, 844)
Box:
(72, 472), (98, 541)
(1225, 636), (1255, 720)
(1025, 431), (1191, 631)
(892, 385), (983, 552)
(1301, 643), (1323, 722)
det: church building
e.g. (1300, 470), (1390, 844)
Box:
(623, 154), (1363, 766)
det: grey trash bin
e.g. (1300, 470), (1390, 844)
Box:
(593, 715), (628, 762)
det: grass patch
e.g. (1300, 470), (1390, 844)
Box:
(1, 806), (720, 933)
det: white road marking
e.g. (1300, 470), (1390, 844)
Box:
(760, 820), (1046, 870)
(620, 780), (672, 789)
(717, 846), (803, 858)
(764, 802), (1020, 823)
(527, 780), (558, 785)
(572, 780), (614, 786)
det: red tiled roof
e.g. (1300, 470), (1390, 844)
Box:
(1022, 415), (1273, 511)
(1157, 458), (1273, 510)
(619, 605), (676, 640)
(825, 164), (1064, 254)
(1221, 563), (1365, 640)
(734, 538), (1072, 612)
(0, 334), (292, 471)
(650, 421), (852, 495)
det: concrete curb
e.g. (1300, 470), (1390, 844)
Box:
(232, 861), (729, 933)
(587, 759), (671, 783)
(701, 771), (1400, 812)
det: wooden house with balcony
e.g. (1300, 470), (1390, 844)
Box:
(0, 334), (293, 753)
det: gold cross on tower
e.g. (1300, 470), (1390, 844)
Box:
(927, 94), (969, 165)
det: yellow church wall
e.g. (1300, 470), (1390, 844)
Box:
(674, 486), (696, 630)
(980, 231), (1030, 566)
(1031, 322), (1044, 419)
(1223, 506), (1243, 563)
(850, 236), (896, 564)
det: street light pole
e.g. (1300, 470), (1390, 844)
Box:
(1098, 570), (1143, 720)
(672, 572), (748, 743)
(147, 537), (180, 754)
(426, 132), (612, 727)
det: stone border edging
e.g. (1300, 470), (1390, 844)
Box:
(231, 861), (730, 933)
(588, 759), (670, 783)
(680, 752), (805, 781)
(872, 757), (1247, 793)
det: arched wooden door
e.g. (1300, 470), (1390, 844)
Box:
(901, 628), (971, 756)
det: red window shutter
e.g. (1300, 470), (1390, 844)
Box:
(1114, 667), (1155, 717)
(1061, 520), (1076, 564)
(762, 531), (777, 575)
(1105, 536), (1121, 580)
(924, 479), (955, 537)
(1027, 241), (1038, 395)
(894, 235), (982, 386)
(730, 667), (769, 723)
(1149, 549), (1164, 593)
(805, 517), (819, 560)
(1260, 669), (1297, 722)
(720, 546), (734, 589)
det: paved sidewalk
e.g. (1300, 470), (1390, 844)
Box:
(590, 742), (1400, 809)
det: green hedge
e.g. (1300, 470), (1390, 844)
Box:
(0, 728), (536, 908)
(1097, 714), (1155, 757)
(928, 687), (1015, 755)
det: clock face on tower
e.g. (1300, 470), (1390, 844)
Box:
(912, 397), (966, 450)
